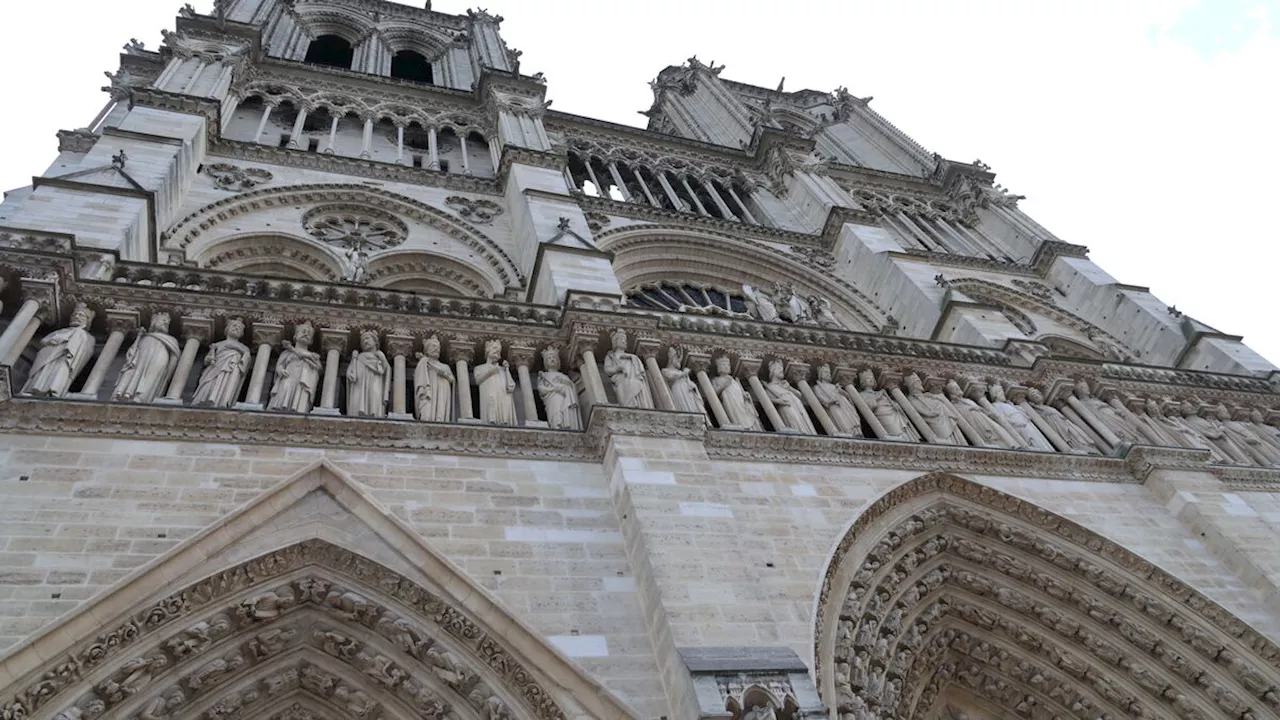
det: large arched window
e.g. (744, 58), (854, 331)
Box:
(390, 50), (433, 84)
(304, 34), (354, 69)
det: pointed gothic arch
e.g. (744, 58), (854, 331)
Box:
(0, 461), (636, 720)
(815, 472), (1280, 720)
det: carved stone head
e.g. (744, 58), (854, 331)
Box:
(1026, 387), (1045, 405)
(150, 312), (171, 333)
(225, 317), (245, 340)
(360, 330), (379, 352)
(666, 346), (681, 368)
(485, 339), (502, 362)
(903, 373), (924, 395)
(610, 328), (628, 351)
(423, 335), (441, 358)
(1144, 398), (1162, 417)
(858, 368), (877, 390)
(817, 363), (833, 382)
(1215, 404), (1232, 421)
(541, 345), (561, 371)
(715, 355), (732, 376)
(294, 322), (314, 347)
(1250, 407), (1266, 424)
(69, 303), (94, 328)
(1181, 400), (1200, 418)
(988, 383), (1007, 403)
(767, 359), (785, 380)
(1073, 379), (1093, 399)
(943, 379), (964, 400)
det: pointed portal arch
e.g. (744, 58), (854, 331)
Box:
(0, 461), (635, 720)
(815, 472), (1280, 720)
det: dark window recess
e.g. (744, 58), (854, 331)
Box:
(304, 35), (354, 69)
(307, 138), (320, 152)
(390, 50), (434, 84)
(277, 134), (290, 148)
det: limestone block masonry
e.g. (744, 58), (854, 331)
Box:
(1, 2), (1280, 719)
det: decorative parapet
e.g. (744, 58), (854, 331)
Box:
(680, 647), (827, 720)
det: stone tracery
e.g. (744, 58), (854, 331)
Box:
(816, 472), (1280, 720)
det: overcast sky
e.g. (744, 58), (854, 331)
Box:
(1, 1), (1276, 364)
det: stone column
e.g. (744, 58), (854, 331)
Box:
(509, 346), (546, 427)
(656, 172), (687, 211)
(451, 337), (476, 422)
(687, 350), (730, 428)
(726, 185), (759, 225)
(889, 376), (940, 443)
(0, 298), (42, 364)
(608, 162), (633, 202)
(633, 168), (661, 207)
(790, 362), (842, 437)
(395, 124), (406, 165)
(837, 367), (890, 440)
(427, 127), (440, 170)
(680, 176), (710, 215)
(253, 101), (276, 143)
(1106, 392), (1163, 445)
(288, 106), (309, 149)
(459, 134), (471, 175)
(236, 321), (283, 410)
(1059, 400), (1112, 450)
(578, 348), (609, 409)
(637, 338), (674, 411)
(73, 307), (137, 399)
(158, 316), (213, 405)
(1012, 389), (1070, 452)
(704, 181), (736, 220)
(1, 311), (42, 366)
(323, 114), (340, 153)
(360, 117), (374, 159)
(742, 357), (786, 432)
(975, 387), (1027, 447)
(1065, 394), (1122, 450)
(314, 327), (348, 416)
(387, 333), (415, 420)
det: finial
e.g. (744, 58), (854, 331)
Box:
(112, 150), (128, 169)
(556, 217), (571, 232)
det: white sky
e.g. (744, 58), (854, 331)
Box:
(1, 1), (1276, 364)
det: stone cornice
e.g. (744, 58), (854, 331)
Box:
(570, 193), (819, 245)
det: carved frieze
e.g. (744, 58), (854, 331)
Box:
(445, 196), (504, 224)
(204, 162), (274, 191)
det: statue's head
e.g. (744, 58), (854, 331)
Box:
(360, 329), (379, 352)
(1074, 379), (1092, 398)
(610, 328), (628, 350)
(943, 379), (963, 399)
(988, 383), (1007, 403)
(667, 346), (681, 367)
(225, 317), (245, 340)
(715, 355), (732, 375)
(903, 373), (923, 394)
(1215, 404), (1232, 421)
(294, 322), (314, 346)
(424, 335), (441, 358)
(1026, 387), (1045, 404)
(1181, 399), (1199, 417)
(768, 359), (785, 379)
(858, 368), (877, 389)
(541, 345), (561, 371)
(1143, 398), (1161, 416)
(70, 303), (94, 328)
(1250, 407), (1266, 424)
(150, 312), (171, 333)
(817, 363), (833, 382)
(485, 338), (502, 362)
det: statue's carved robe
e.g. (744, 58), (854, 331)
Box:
(475, 361), (517, 425)
(765, 377), (816, 434)
(22, 325), (95, 397)
(712, 374), (762, 430)
(413, 356), (453, 422)
(662, 366), (704, 415)
(268, 346), (321, 413)
(603, 349), (653, 408)
(952, 395), (1014, 448)
(906, 390), (966, 445)
(862, 388), (920, 442)
(112, 330), (180, 403)
(1034, 402), (1100, 454)
(1079, 396), (1144, 444)
(814, 380), (863, 436)
(346, 350), (390, 417)
(989, 399), (1053, 450)
(192, 339), (250, 408)
(1162, 414), (1229, 462)
(537, 370), (581, 430)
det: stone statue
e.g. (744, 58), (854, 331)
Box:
(945, 380), (1013, 447)
(191, 317), (250, 408)
(742, 283), (778, 322)
(346, 330), (390, 417)
(474, 339), (517, 425)
(809, 295), (842, 329)
(342, 243), (368, 284)
(1134, 397), (1187, 447)
(988, 384), (1053, 451)
(536, 346), (581, 430)
(1223, 406), (1280, 466)
(763, 359), (816, 433)
(1026, 388), (1098, 454)
(742, 704), (778, 720)
(773, 282), (812, 324)
(1243, 408), (1280, 463)
(112, 312), (180, 403)
(1072, 380), (1143, 445)
(267, 322), (322, 413)
(857, 369), (920, 442)
(1185, 401), (1253, 464)
(711, 355), (762, 430)
(413, 335), (453, 422)
(1161, 400), (1229, 462)
(22, 303), (95, 397)
(902, 373), (965, 444)
(603, 328), (653, 409)
(813, 363), (862, 436)
(661, 347), (704, 414)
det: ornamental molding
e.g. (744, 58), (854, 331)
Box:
(814, 472), (1280, 720)
(162, 183), (522, 289)
(568, 192), (819, 247)
(204, 162), (274, 191)
(444, 196), (503, 225)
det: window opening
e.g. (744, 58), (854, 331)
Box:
(304, 35), (354, 70)
(390, 50), (434, 84)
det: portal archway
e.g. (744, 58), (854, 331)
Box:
(815, 472), (1280, 719)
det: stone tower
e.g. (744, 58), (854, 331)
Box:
(2, 2), (1280, 719)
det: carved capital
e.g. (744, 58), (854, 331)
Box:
(179, 315), (214, 344)
(319, 327), (349, 354)
(449, 336), (476, 364)
(19, 276), (58, 323)
(786, 361), (812, 385)
(506, 345), (537, 367)
(568, 323), (604, 362)
(832, 365), (859, 386)
(385, 334), (415, 357)
(684, 346), (713, 373)
(736, 354), (763, 379)
(251, 321), (285, 347)
(104, 306), (140, 334)
(634, 336), (663, 360)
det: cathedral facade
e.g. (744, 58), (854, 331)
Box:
(3, 2), (1280, 719)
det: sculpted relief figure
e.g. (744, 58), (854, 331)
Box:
(474, 339), (517, 425)
(112, 312), (180, 403)
(346, 330), (390, 418)
(662, 347), (705, 415)
(988, 384), (1053, 451)
(809, 295), (843, 329)
(603, 328), (653, 409)
(773, 282), (813, 324)
(1160, 400), (1228, 462)
(814, 364), (863, 436)
(742, 283), (779, 322)
(192, 318), (250, 408)
(711, 355), (762, 430)
(764, 359), (816, 433)
(902, 373), (965, 445)
(1222, 406), (1280, 466)
(1184, 401), (1253, 464)
(858, 369), (920, 442)
(1026, 388), (1098, 454)
(536, 346), (581, 430)
(945, 380), (1016, 448)
(22, 303), (95, 397)
(413, 335), (453, 422)
(1073, 380), (1143, 445)
(267, 322), (322, 413)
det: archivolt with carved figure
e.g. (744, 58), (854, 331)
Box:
(816, 472), (1280, 720)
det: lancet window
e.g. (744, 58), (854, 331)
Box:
(625, 281), (752, 317)
(390, 49), (434, 84)
(565, 149), (764, 225)
(851, 187), (1013, 260)
(303, 34), (354, 70)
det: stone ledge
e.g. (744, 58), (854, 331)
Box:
(680, 646), (809, 674)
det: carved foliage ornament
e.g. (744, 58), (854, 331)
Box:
(5, 539), (565, 720)
(444, 196), (503, 225)
(204, 163), (274, 191)
(817, 472), (1280, 720)
(302, 205), (409, 252)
